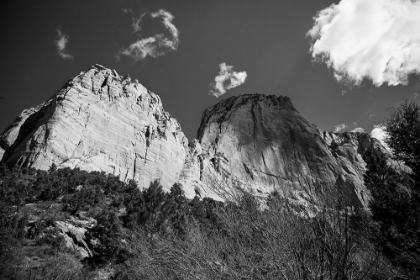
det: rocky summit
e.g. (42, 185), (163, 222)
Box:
(0, 65), (189, 191)
(0, 65), (386, 207)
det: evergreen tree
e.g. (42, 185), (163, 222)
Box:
(365, 100), (420, 277)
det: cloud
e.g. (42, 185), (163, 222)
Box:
(209, 63), (248, 98)
(352, 122), (357, 126)
(334, 123), (347, 133)
(308, 0), (420, 87)
(122, 8), (132, 14)
(414, 92), (419, 99)
(351, 127), (365, 133)
(131, 12), (146, 33)
(118, 9), (179, 62)
(55, 27), (73, 60)
(369, 114), (375, 118)
(370, 125), (389, 149)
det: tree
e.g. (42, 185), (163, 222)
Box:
(384, 100), (420, 173)
(365, 100), (420, 277)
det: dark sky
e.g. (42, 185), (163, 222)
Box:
(0, 0), (418, 140)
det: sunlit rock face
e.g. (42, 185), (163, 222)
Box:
(0, 65), (386, 207)
(177, 94), (383, 208)
(0, 65), (189, 190)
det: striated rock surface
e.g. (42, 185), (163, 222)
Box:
(0, 64), (189, 191)
(1, 65), (387, 207)
(177, 94), (384, 208)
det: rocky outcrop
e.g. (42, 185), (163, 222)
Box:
(55, 220), (93, 259)
(0, 64), (189, 191)
(1, 65), (387, 208)
(177, 94), (384, 208)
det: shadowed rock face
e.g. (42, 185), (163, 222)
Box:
(0, 64), (189, 191)
(178, 94), (384, 208)
(0, 65), (386, 208)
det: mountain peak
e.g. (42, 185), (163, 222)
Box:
(1, 65), (386, 207)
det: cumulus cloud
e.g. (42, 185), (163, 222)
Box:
(308, 0), (420, 87)
(209, 63), (248, 98)
(351, 127), (365, 133)
(334, 123), (347, 133)
(370, 125), (389, 149)
(118, 9), (179, 62)
(55, 27), (73, 60)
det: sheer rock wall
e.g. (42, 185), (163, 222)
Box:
(1, 65), (386, 207)
(0, 65), (189, 191)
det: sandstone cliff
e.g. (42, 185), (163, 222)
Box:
(0, 65), (386, 207)
(176, 94), (384, 208)
(0, 64), (189, 191)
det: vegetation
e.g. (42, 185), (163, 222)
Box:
(363, 100), (420, 278)
(0, 164), (398, 279)
(0, 101), (418, 279)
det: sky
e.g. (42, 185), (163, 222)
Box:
(0, 0), (419, 142)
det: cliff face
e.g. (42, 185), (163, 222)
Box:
(0, 65), (189, 191)
(177, 94), (384, 207)
(0, 65), (385, 207)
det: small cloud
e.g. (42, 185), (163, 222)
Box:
(352, 122), (357, 126)
(151, 10), (179, 45)
(122, 8), (132, 13)
(333, 123), (347, 133)
(308, 0), (420, 87)
(118, 9), (179, 62)
(209, 63), (248, 98)
(55, 27), (73, 60)
(369, 114), (375, 118)
(351, 127), (365, 133)
(415, 80), (420, 98)
(132, 12), (146, 33)
(370, 125), (389, 149)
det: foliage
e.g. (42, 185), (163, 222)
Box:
(0, 162), (401, 279)
(363, 100), (420, 278)
(384, 100), (420, 172)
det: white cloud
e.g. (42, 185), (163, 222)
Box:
(55, 27), (73, 60)
(352, 122), (357, 126)
(414, 92), (419, 99)
(370, 125), (389, 149)
(151, 10), (179, 49)
(369, 114), (375, 118)
(209, 63), (248, 98)
(334, 123), (347, 133)
(118, 9), (179, 62)
(132, 12), (146, 33)
(308, 0), (420, 87)
(351, 127), (365, 133)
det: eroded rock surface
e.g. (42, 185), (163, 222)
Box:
(0, 64), (189, 191)
(1, 65), (387, 208)
(177, 94), (384, 208)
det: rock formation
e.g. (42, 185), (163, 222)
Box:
(177, 94), (383, 208)
(0, 64), (189, 191)
(0, 65), (386, 208)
